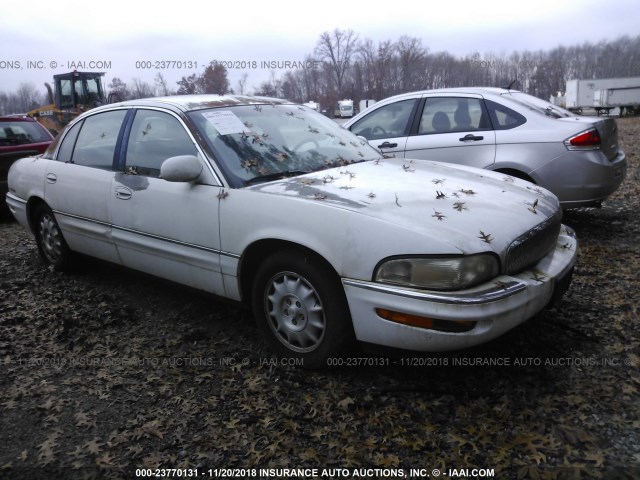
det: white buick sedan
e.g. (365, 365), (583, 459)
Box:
(6, 95), (577, 367)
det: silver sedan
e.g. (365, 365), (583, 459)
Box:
(344, 88), (627, 208)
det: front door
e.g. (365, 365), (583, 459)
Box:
(348, 98), (418, 158)
(109, 108), (226, 296)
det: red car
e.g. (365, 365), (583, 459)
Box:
(1, 115), (54, 212)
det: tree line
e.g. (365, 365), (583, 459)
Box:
(1, 32), (639, 115)
(274, 31), (640, 111)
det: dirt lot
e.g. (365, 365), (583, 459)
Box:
(1, 118), (639, 480)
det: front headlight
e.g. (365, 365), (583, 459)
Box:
(374, 254), (500, 291)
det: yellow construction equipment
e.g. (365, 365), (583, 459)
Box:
(27, 71), (117, 135)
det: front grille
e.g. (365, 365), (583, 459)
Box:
(505, 209), (562, 274)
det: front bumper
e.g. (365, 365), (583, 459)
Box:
(342, 225), (578, 351)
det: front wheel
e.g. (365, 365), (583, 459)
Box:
(252, 251), (354, 369)
(34, 204), (72, 270)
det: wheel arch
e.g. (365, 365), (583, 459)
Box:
(238, 238), (342, 305)
(25, 196), (49, 234)
(493, 167), (536, 184)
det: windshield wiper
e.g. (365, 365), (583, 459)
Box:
(244, 170), (309, 185)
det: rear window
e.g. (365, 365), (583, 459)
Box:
(0, 120), (51, 146)
(503, 92), (573, 119)
(484, 100), (527, 130)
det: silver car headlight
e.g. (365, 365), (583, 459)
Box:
(374, 254), (500, 291)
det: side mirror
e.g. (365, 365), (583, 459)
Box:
(160, 155), (203, 183)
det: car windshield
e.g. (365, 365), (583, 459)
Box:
(0, 120), (51, 147)
(187, 104), (381, 186)
(503, 92), (574, 119)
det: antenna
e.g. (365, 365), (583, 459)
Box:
(504, 79), (518, 90)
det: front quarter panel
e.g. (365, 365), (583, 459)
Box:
(218, 188), (463, 296)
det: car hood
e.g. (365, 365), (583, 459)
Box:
(247, 158), (560, 256)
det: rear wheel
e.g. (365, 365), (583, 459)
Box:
(34, 204), (72, 270)
(252, 250), (354, 368)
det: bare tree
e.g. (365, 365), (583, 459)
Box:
(253, 80), (277, 97)
(176, 74), (200, 95)
(374, 40), (396, 98)
(154, 72), (173, 96)
(396, 36), (428, 92)
(236, 73), (248, 95)
(108, 77), (130, 101)
(355, 38), (378, 99)
(315, 29), (359, 97)
(130, 78), (155, 99)
(16, 82), (42, 113)
(280, 71), (305, 102)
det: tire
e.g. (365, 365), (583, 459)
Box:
(251, 250), (354, 369)
(34, 204), (72, 271)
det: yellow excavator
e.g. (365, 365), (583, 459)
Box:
(27, 71), (119, 135)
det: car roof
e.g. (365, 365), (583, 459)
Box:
(0, 114), (40, 122)
(378, 87), (519, 101)
(97, 94), (294, 114)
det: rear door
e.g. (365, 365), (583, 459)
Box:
(44, 109), (128, 263)
(404, 95), (496, 168)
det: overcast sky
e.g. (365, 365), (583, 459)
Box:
(1, 0), (638, 97)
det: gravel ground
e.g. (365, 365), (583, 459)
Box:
(1, 118), (639, 480)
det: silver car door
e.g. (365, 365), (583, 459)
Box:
(347, 98), (419, 157)
(404, 96), (496, 168)
(44, 110), (127, 264)
(109, 108), (226, 296)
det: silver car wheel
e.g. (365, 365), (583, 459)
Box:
(264, 271), (326, 353)
(38, 212), (64, 263)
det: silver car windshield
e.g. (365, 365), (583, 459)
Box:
(188, 105), (381, 186)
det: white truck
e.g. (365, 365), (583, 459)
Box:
(337, 99), (354, 118)
(565, 77), (640, 116)
(358, 99), (377, 113)
(303, 101), (320, 112)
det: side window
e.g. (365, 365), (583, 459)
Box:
(349, 99), (417, 140)
(485, 100), (526, 130)
(125, 110), (198, 178)
(71, 110), (127, 169)
(55, 120), (83, 162)
(418, 97), (490, 134)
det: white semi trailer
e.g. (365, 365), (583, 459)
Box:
(565, 77), (640, 116)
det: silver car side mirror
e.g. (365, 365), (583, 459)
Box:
(160, 155), (203, 182)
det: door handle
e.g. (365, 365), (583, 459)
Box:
(115, 186), (132, 200)
(377, 141), (398, 149)
(459, 134), (484, 142)
(45, 173), (57, 184)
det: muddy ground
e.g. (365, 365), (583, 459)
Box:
(0, 118), (639, 479)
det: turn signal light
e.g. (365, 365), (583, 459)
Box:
(375, 308), (476, 333)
